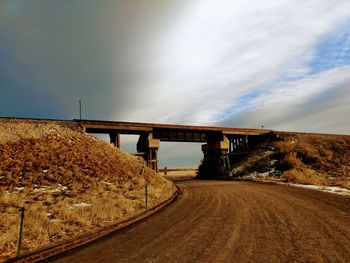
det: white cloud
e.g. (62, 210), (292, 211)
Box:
(117, 0), (350, 132)
(2, 1), (350, 167)
(251, 66), (350, 107)
(224, 66), (350, 134)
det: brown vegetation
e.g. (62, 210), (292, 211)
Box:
(0, 119), (174, 260)
(160, 169), (197, 181)
(230, 132), (350, 189)
(273, 133), (350, 188)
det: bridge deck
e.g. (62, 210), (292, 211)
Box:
(76, 119), (272, 137)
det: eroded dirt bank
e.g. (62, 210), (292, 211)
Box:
(54, 180), (350, 263)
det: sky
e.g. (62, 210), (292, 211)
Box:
(1, 0), (350, 167)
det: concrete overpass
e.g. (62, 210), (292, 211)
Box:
(76, 119), (273, 176)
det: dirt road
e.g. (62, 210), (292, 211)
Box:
(52, 181), (350, 262)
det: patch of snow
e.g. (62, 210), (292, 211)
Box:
(33, 184), (68, 193)
(43, 170), (49, 173)
(240, 171), (269, 180)
(273, 169), (282, 176)
(237, 166), (283, 180)
(47, 189), (60, 193)
(242, 167), (278, 179)
(68, 202), (92, 208)
(50, 219), (61, 223)
(323, 186), (350, 195)
(239, 174), (252, 180)
(33, 186), (49, 192)
(259, 172), (270, 178)
(281, 183), (350, 196)
(231, 167), (243, 175)
(285, 184), (319, 190)
(270, 159), (278, 165)
(60, 185), (68, 191)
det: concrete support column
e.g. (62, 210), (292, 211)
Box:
(201, 135), (230, 177)
(109, 131), (120, 148)
(137, 133), (160, 173)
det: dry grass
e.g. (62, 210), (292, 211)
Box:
(159, 170), (197, 181)
(282, 169), (326, 185)
(229, 133), (350, 189)
(0, 119), (174, 260)
(273, 133), (350, 188)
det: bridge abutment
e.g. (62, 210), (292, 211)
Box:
(137, 133), (160, 172)
(201, 135), (230, 177)
(109, 131), (120, 148)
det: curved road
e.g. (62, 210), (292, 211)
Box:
(53, 181), (350, 262)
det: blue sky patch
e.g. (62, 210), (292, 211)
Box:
(308, 22), (350, 75)
(220, 91), (261, 121)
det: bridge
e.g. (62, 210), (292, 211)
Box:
(76, 119), (273, 176)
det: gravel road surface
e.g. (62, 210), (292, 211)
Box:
(52, 180), (350, 263)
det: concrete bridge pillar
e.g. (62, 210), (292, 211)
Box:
(109, 131), (120, 148)
(201, 135), (230, 177)
(137, 133), (160, 172)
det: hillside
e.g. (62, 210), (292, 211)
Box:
(230, 132), (350, 189)
(0, 118), (174, 260)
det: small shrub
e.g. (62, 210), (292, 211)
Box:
(274, 140), (296, 156)
(276, 153), (302, 171)
(297, 150), (319, 165)
(283, 168), (324, 185)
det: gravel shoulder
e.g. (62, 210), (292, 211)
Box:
(53, 180), (350, 263)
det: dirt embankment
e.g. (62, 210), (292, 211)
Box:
(0, 118), (174, 260)
(230, 132), (350, 189)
